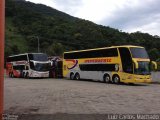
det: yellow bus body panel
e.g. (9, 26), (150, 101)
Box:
(63, 45), (152, 84)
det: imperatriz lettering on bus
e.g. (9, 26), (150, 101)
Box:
(85, 58), (111, 63)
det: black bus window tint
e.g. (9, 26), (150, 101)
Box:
(18, 55), (27, 61)
(20, 65), (25, 70)
(130, 48), (149, 58)
(64, 53), (74, 59)
(34, 54), (48, 61)
(7, 57), (12, 62)
(10, 57), (14, 61)
(28, 54), (33, 60)
(29, 62), (34, 70)
(13, 56), (16, 61)
(6, 57), (11, 62)
(64, 48), (118, 59)
(79, 64), (116, 71)
(22, 55), (27, 61)
(8, 55), (28, 62)
(103, 48), (118, 57)
(119, 48), (133, 73)
(13, 65), (25, 70)
(95, 51), (99, 57)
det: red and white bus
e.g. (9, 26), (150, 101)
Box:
(6, 53), (51, 78)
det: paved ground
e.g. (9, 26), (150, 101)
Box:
(4, 76), (160, 116)
(152, 72), (160, 82)
(4, 72), (160, 120)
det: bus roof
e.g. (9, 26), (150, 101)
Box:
(64, 45), (144, 53)
(8, 53), (46, 58)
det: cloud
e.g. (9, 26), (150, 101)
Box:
(74, 0), (118, 22)
(53, 0), (83, 16)
(26, 0), (160, 35)
(26, 0), (56, 8)
(39, 0), (127, 22)
(100, 0), (160, 35)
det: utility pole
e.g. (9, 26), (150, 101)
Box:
(37, 36), (40, 53)
(0, 0), (5, 119)
(28, 36), (40, 53)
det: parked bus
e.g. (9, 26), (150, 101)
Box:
(6, 53), (51, 78)
(63, 45), (157, 84)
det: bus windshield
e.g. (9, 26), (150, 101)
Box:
(28, 54), (48, 61)
(30, 62), (51, 72)
(130, 47), (149, 59)
(134, 61), (151, 75)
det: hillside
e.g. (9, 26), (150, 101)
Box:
(5, 0), (160, 60)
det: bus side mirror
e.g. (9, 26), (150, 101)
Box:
(132, 60), (138, 69)
(151, 61), (157, 70)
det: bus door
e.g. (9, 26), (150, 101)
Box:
(118, 47), (133, 82)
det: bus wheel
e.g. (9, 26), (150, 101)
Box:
(75, 73), (80, 80)
(70, 73), (74, 80)
(113, 75), (120, 84)
(103, 74), (110, 83)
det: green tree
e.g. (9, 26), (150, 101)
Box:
(47, 43), (64, 56)
(5, 0), (160, 60)
(149, 48), (160, 61)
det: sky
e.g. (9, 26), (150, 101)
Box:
(26, 0), (160, 36)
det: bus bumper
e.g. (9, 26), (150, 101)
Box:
(122, 76), (151, 83)
(123, 79), (151, 83)
(30, 71), (49, 78)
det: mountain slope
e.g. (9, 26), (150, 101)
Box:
(5, 0), (160, 60)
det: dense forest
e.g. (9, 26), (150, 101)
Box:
(5, 0), (160, 62)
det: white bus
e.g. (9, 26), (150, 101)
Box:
(6, 53), (51, 78)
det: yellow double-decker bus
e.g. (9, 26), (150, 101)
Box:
(63, 45), (157, 84)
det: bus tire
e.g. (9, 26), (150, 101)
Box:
(70, 73), (74, 80)
(103, 74), (110, 83)
(75, 73), (80, 80)
(112, 75), (120, 84)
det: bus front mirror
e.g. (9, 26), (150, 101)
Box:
(151, 61), (157, 70)
(132, 60), (138, 69)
